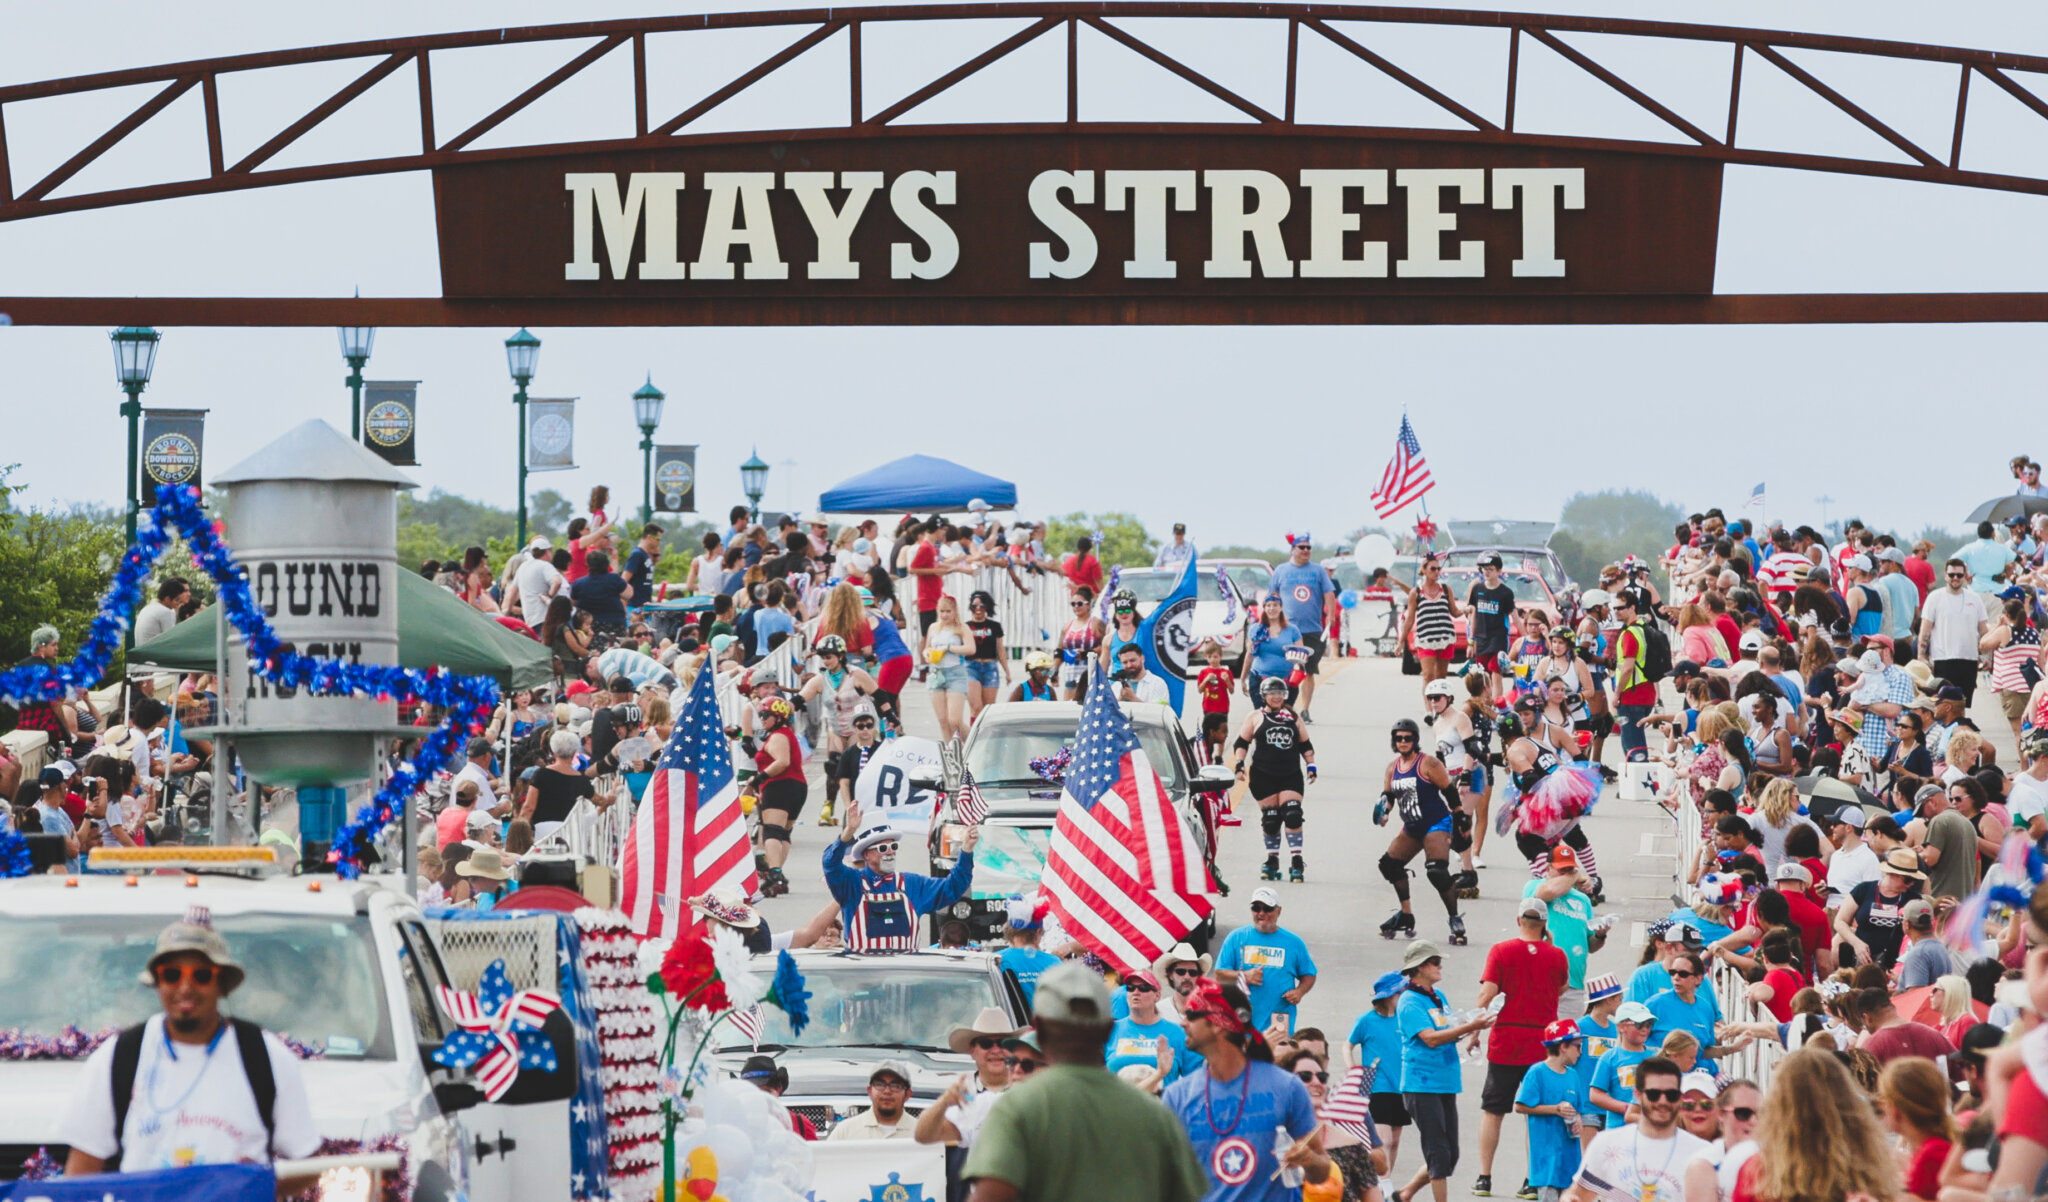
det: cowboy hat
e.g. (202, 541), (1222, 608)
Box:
(1151, 941), (1214, 979)
(1881, 848), (1929, 881)
(457, 847), (513, 881)
(946, 1006), (1026, 1053)
(690, 889), (761, 930)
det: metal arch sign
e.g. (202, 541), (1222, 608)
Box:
(432, 134), (1720, 322)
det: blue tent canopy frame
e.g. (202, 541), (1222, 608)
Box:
(817, 453), (1018, 514)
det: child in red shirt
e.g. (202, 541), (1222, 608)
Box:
(1195, 641), (1236, 717)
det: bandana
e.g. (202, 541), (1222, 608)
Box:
(1183, 978), (1255, 1037)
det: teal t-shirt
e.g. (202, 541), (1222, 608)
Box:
(1216, 924), (1319, 1032)
(1590, 1045), (1656, 1113)
(1522, 878), (1598, 988)
(1574, 1016), (1619, 1127)
(1396, 986), (1463, 1095)
(1105, 1015), (1192, 1081)
(1000, 947), (1061, 1008)
(1347, 1008), (1405, 1095)
(1514, 1060), (1585, 1189)
(1626, 961), (1672, 1003)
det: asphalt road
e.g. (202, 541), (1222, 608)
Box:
(749, 655), (1684, 1195)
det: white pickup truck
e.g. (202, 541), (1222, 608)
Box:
(0, 847), (582, 1199)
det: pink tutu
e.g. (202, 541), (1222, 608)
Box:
(1512, 765), (1602, 841)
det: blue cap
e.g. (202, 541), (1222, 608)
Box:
(1372, 971), (1406, 1002)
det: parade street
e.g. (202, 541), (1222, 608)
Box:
(758, 653), (1687, 1192)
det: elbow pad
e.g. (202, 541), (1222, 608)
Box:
(1232, 736), (1252, 753)
(1295, 740), (1314, 756)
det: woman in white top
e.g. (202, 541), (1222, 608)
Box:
(1751, 777), (1825, 874)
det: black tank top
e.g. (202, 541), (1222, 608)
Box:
(1511, 738), (1562, 792)
(1250, 709), (1302, 770)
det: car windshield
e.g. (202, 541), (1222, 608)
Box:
(1440, 550), (1566, 590)
(1118, 571), (1232, 604)
(1328, 562), (1364, 590)
(1220, 563), (1273, 599)
(0, 912), (393, 1058)
(1442, 571), (1553, 606)
(722, 962), (1003, 1051)
(968, 716), (1189, 792)
(973, 824), (1054, 896)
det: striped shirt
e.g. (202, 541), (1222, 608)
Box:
(1991, 625), (2041, 693)
(1856, 664), (1918, 759)
(1412, 587), (1457, 651)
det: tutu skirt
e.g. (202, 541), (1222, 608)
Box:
(1502, 764), (1603, 841)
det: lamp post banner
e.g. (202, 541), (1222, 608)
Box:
(433, 133), (1721, 319)
(653, 444), (698, 513)
(361, 380), (420, 466)
(527, 398), (577, 471)
(139, 408), (207, 492)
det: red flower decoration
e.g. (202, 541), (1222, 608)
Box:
(659, 934), (730, 1012)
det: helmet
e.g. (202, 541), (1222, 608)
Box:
(856, 586), (875, 605)
(1422, 679), (1457, 701)
(1390, 717), (1422, 750)
(1495, 711), (1524, 741)
(1110, 588), (1137, 610)
(1579, 588), (1612, 609)
(814, 634), (847, 656)
(1260, 677), (1291, 696)
(1024, 651), (1056, 673)
(760, 697), (795, 724)
(1513, 692), (1544, 713)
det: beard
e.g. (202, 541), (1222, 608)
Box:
(877, 852), (897, 873)
(168, 1012), (211, 1037)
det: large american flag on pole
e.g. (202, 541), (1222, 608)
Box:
(1371, 415), (1434, 519)
(1043, 662), (1217, 972)
(618, 664), (756, 937)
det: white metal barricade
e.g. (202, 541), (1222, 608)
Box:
(1666, 773), (1787, 1092)
(942, 564), (1070, 655)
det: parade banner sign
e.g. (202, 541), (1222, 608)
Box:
(435, 134), (1720, 316)
(527, 398), (577, 471)
(0, 1163), (275, 1202)
(361, 380), (420, 465)
(806, 1139), (946, 1202)
(139, 408), (206, 492)
(852, 735), (943, 837)
(654, 443), (697, 513)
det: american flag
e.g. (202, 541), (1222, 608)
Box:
(1371, 415), (1434, 519)
(728, 1004), (763, 1048)
(1746, 481), (1766, 509)
(1319, 1063), (1378, 1144)
(618, 664), (757, 937)
(956, 767), (989, 827)
(1042, 662), (1217, 972)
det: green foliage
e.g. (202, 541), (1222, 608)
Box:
(0, 467), (129, 674)
(1201, 544), (1287, 564)
(1046, 511), (1157, 568)
(529, 489), (574, 535)
(1551, 489), (1687, 587)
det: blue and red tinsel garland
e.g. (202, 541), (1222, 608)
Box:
(0, 484), (500, 877)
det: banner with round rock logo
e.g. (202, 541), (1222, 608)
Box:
(361, 380), (419, 466)
(654, 443), (697, 512)
(140, 408), (206, 491)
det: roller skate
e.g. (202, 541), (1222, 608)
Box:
(1456, 870), (1480, 900)
(1261, 858), (1282, 882)
(1378, 910), (1415, 940)
(816, 800), (837, 826)
(1289, 859), (1305, 883)
(1448, 914), (1468, 946)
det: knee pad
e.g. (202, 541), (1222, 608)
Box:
(1378, 854), (1408, 885)
(1278, 800), (1304, 827)
(1261, 808), (1284, 837)
(1425, 858), (1456, 896)
(759, 822), (792, 844)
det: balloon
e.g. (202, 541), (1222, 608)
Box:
(1339, 589), (1360, 610)
(1354, 533), (1397, 574)
(701, 1123), (754, 1184)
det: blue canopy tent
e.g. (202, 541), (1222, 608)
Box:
(817, 453), (1018, 514)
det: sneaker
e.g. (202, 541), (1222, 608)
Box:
(1473, 1176), (1493, 1197)
(1516, 1181), (1539, 1200)
(1472, 854), (1488, 869)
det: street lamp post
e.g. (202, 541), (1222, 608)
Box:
(109, 326), (161, 638)
(337, 323), (375, 441)
(740, 449), (770, 524)
(504, 328), (541, 546)
(633, 375), (666, 527)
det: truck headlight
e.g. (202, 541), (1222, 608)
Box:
(938, 822), (969, 858)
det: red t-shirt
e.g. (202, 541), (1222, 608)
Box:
(1904, 555), (1935, 602)
(1999, 1061), (2048, 1147)
(1616, 627), (1657, 706)
(566, 536), (593, 582)
(1480, 937), (1568, 1065)
(1713, 614), (1745, 659)
(1860, 1019), (1957, 1066)
(1064, 552), (1104, 596)
(1196, 666), (1236, 714)
(1759, 967), (1802, 1022)
(1780, 890), (1833, 980)
(912, 541), (943, 611)
(1905, 1137), (1952, 1200)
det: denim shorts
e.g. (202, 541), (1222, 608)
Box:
(929, 663), (971, 694)
(964, 660), (1002, 688)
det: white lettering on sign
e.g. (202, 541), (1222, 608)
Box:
(559, 167), (1585, 284)
(1492, 168), (1585, 277)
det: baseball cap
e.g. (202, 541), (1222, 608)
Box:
(869, 1060), (914, 1087)
(1372, 971), (1407, 1002)
(1681, 1071), (1721, 1097)
(1615, 1002), (1656, 1026)
(466, 736), (495, 758)
(37, 766), (65, 788)
(1902, 898), (1935, 929)
(1249, 886), (1282, 909)
(1738, 629), (1764, 651)
(1832, 805), (1867, 830)
(1935, 683), (1967, 702)
(1671, 659), (1702, 678)
(1915, 783), (1946, 809)
(1847, 553), (1873, 574)
(1518, 897), (1551, 920)
(1123, 969), (1162, 992)
(1550, 844), (1579, 871)
(1877, 546), (1907, 564)
(1477, 551), (1504, 568)
(1586, 974), (1622, 1004)
(1031, 961), (1113, 1025)
(1665, 921), (1701, 946)
(1173, 522), (1187, 534)
(1541, 1019), (1582, 1046)
(527, 535), (553, 551)
(1772, 862), (1812, 885)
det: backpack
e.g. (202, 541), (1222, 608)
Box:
(1627, 620), (1674, 685)
(111, 1019), (277, 1161)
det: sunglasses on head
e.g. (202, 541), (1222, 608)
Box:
(154, 964), (216, 986)
(1640, 1088), (1682, 1103)
(1005, 1057), (1043, 1073)
(1295, 1070), (1329, 1084)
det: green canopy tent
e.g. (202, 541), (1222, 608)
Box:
(131, 567), (553, 690)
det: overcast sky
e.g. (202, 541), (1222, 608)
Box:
(4, 0), (2048, 547)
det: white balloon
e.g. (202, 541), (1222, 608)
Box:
(699, 1080), (763, 1131)
(701, 1122), (755, 1184)
(1355, 533), (1398, 575)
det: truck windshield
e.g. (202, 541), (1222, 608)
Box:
(968, 718), (1188, 792)
(0, 913), (393, 1058)
(971, 824), (1054, 898)
(722, 962), (1004, 1052)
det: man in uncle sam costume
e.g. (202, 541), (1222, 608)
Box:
(824, 806), (977, 952)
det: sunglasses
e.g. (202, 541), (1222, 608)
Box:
(971, 1037), (1004, 1051)
(1680, 1100), (1715, 1112)
(1250, 903), (1277, 914)
(1071, 601), (1087, 609)
(1169, 967), (1202, 978)
(154, 964), (216, 986)
(1640, 1088), (1682, 1103)
(1668, 969), (1699, 979)
(1727, 1107), (1757, 1122)
(1005, 1057), (1043, 1073)
(1126, 982), (1158, 994)
(1295, 1070), (1329, 1084)
(1947, 573), (1966, 580)
(1392, 733), (1416, 743)
(854, 720), (877, 729)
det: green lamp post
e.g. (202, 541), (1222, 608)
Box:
(740, 449), (769, 523)
(504, 328), (541, 547)
(109, 326), (161, 649)
(633, 375), (666, 526)
(337, 322), (375, 441)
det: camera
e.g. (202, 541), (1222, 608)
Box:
(1111, 667), (1139, 682)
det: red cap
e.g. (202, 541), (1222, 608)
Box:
(1549, 845), (1579, 871)
(1541, 1019), (1582, 1045)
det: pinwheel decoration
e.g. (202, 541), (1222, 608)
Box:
(434, 959), (562, 1100)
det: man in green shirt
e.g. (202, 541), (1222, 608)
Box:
(1917, 783), (1982, 904)
(1523, 845), (1610, 1020)
(963, 962), (1207, 1202)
